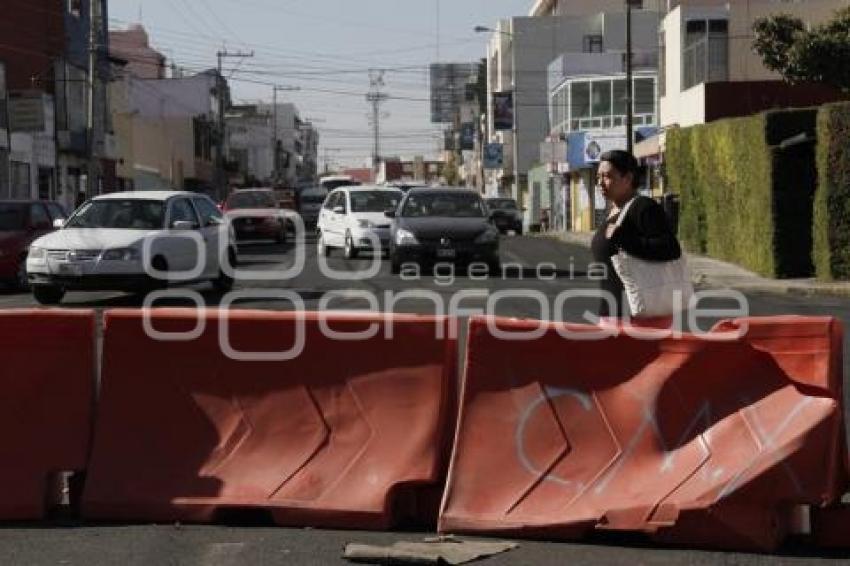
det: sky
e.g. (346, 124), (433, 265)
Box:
(109, 0), (535, 169)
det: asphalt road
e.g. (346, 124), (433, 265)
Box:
(1, 234), (849, 565)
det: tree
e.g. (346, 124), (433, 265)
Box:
(753, 7), (850, 92)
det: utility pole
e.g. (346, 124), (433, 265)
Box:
(216, 49), (254, 199)
(625, 0), (635, 154)
(271, 85), (299, 185)
(86, 0), (102, 200)
(366, 70), (389, 176)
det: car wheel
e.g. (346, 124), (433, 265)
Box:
(33, 285), (65, 305)
(317, 231), (332, 257)
(343, 232), (358, 259)
(213, 247), (237, 293)
(148, 256), (169, 291)
(15, 256), (29, 291)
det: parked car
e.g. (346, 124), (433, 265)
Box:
(485, 197), (523, 235)
(316, 185), (402, 259)
(0, 200), (67, 289)
(222, 188), (289, 243)
(297, 186), (329, 228)
(388, 188), (500, 274)
(26, 191), (237, 305)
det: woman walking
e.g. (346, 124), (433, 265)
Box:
(590, 150), (683, 325)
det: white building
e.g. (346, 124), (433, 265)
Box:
(110, 70), (222, 194)
(660, 0), (850, 129)
(226, 105), (274, 184)
(485, 6), (662, 204)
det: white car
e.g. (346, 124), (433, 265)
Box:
(316, 185), (402, 259)
(26, 191), (237, 305)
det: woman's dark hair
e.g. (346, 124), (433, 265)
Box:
(599, 150), (639, 189)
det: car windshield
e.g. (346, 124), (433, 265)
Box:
(0, 204), (26, 230)
(65, 200), (165, 230)
(402, 193), (485, 218)
(350, 191), (401, 213)
(487, 199), (518, 210)
(227, 191), (276, 209)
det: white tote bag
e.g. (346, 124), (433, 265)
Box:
(610, 198), (694, 317)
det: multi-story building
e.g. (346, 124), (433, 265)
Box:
(0, 0), (112, 210)
(226, 105), (274, 185)
(110, 70), (222, 194)
(543, 8), (661, 233)
(258, 102), (302, 188)
(297, 121), (320, 187)
(659, 0), (850, 129)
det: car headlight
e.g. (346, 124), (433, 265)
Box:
(395, 228), (419, 246)
(358, 219), (374, 229)
(102, 248), (140, 261)
(475, 228), (500, 244)
(27, 246), (46, 260)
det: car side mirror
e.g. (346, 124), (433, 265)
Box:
(384, 208), (396, 218)
(333, 206), (345, 215)
(52, 218), (65, 229)
(171, 220), (196, 231)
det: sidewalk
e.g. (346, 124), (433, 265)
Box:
(552, 231), (850, 298)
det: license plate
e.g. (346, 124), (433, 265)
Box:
(57, 263), (83, 276)
(436, 248), (456, 259)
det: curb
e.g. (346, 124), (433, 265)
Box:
(534, 232), (850, 299)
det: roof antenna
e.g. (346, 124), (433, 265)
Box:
(138, 2), (143, 23)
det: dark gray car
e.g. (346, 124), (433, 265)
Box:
(386, 188), (500, 274)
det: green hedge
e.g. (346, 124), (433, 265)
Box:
(666, 109), (817, 278)
(814, 102), (850, 280)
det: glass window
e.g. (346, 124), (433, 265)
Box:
(402, 192), (485, 218)
(570, 82), (590, 120)
(613, 80), (627, 116)
(66, 200), (165, 230)
(709, 19), (728, 34)
(225, 190), (276, 210)
(29, 204), (51, 229)
(634, 78), (655, 115)
(591, 80), (612, 118)
(349, 191), (401, 213)
(193, 197), (223, 227)
(583, 35), (603, 53)
(169, 199), (199, 226)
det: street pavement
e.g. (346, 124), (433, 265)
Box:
(1, 234), (850, 564)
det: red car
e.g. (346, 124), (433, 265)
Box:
(222, 188), (288, 244)
(0, 200), (67, 289)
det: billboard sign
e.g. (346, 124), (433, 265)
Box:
(430, 63), (480, 124)
(483, 143), (504, 169)
(492, 91), (513, 131)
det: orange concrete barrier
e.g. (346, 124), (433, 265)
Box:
(439, 316), (846, 552)
(82, 309), (455, 529)
(0, 310), (95, 519)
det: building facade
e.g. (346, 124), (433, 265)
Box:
(110, 71), (221, 194)
(660, 0), (850, 129)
